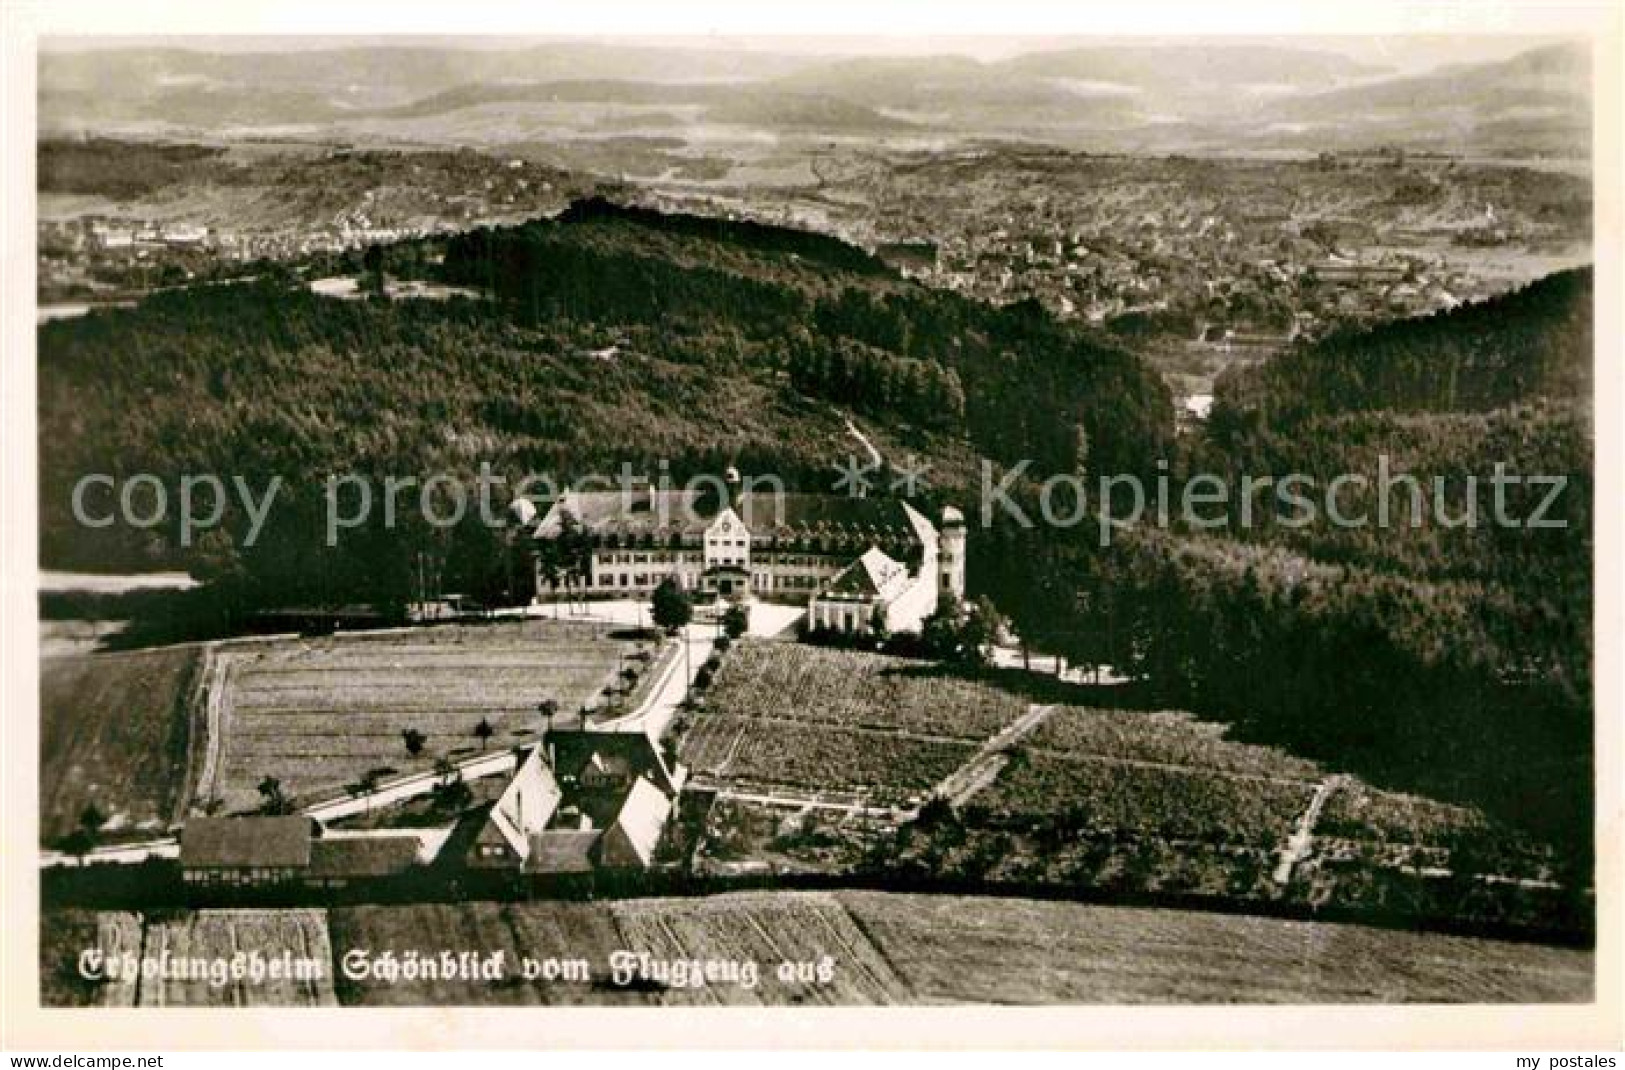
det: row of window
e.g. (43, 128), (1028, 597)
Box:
(590, 569), (841, 592)
(182, 867), (300, 883)
(600, 551), (698, 566)
(585, 535), (918, 554)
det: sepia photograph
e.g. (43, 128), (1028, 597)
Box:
(3, 0), (1620, 1053)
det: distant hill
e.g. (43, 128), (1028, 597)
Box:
(1261, 43), (1591, 157)
(996, 43), (1382, 86)
(1214, 267), (1593, 424)
(1272, 43), (1590, 119)
(38, 40), (1591, 157)
(367, 79), (915, 132)
(38, 41), (817, 111)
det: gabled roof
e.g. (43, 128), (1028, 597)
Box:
(735, 492), (929, 543)
(525, 830), (602, 875)
(898, 501), (938, 547)
(180, 816), (313, 869)
(308, 836), (419, 879)
(821, 546), (910, 600)
(550, 728), (677, 797)
(599, 777), (673, 869)
(533, 490), (714, 540)
(482, 746), (563, 861)
(531, 486), (935, 546)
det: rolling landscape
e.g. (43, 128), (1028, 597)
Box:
(34, 35), (1597, 1008)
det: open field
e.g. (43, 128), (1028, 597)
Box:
(682, 641), (1024, 805)
(38, 910), (142, 1007)
(704, 643), (1028, 739)
(834, 892), (1593, 1004)
(40, 647), (201, 844)
(978, 755), (1315, 847)
(43, 892), (1593, 1005)
(138, 909), (338, 1007)
(1029, 707), (1325, 782)
(329, 902), (626, 1006)
(680, 646), (1575, 929)
(1318, 780), (1490, 845)
(683, 717), (974, 806)
(975, 705), (1327, 846)
(608, 892), (909, 1005)
(209, 620), (639, 811)
(914, 701), (1573, 926)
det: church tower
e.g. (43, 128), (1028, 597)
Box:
(938, 505), (966, 600)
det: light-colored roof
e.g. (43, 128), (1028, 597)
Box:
(898, 500), (939, 547)
(600, 776), (673, 869)
(485, 746), (563, 861)
(820, 546), (910, 601)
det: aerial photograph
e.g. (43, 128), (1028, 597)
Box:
(29, 30), (1597, 1013)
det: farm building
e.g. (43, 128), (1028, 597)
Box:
(306, 836), (422, 890)
(180, 816), (313, 887)
(467, 740), (566, 870)
(466, 727), (685, 874)
(598, 778), (673, 868)
(180, 816), (420, 889)
(531, 466), (966, 636)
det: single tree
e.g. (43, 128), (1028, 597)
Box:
(431, 757), (472, 810)
(402, 728), (427, 758)
(868, 604), (890, 644)
(721, 602), (750, 640)
(78, 802), (106, 838)
(62, 802), (107, 863)
(651, 576), (693, 634)
(959, 597), (1005, 667)
(538, 698), (560, 735)
(257, 775), (288, 815)
(921, 596), (967, 660)
(473, 717), (495, 751)
(60, 828), (95, 866)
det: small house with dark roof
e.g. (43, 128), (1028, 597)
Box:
(306, 835), (421, 889)
(181, 816), (423, 890)
(530, 468), (966, 635)
(549, 726), (681, 798)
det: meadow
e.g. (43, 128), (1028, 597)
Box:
(41, 892), (1593, 1006)
(208, 620), (640, 811)
(40, 646), (201, 844)
(681, 641), (1025, 805)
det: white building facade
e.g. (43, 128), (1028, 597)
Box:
(531, 470), (967, 636)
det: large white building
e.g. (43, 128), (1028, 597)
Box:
(531, 469), (966, 636)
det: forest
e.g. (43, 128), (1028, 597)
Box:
(1212, 267), (1592, 424)
(38, 198), (1169, 612)
(978, 271), (1594, 860)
